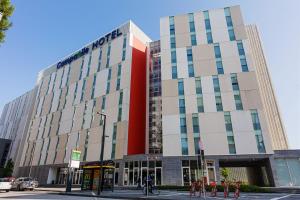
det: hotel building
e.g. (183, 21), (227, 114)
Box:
(1, 5), (298, 188)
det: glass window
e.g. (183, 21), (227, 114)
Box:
(122, 35), (127, 49)
(192, 114), (199, 133)
(172, 65), (178, 79)
(191, 34), (197, 46)
(203, 11), (209, 20)
(180, 117), (187, 133)
(179, 98), (186, 114)
(224, 7), (231, 17)
(122, 49), (126, 61)
(234, 94), (243, 110)
(216, 61), (224, 74)
(215, 95), (223, 111)
(190, 22), (195, 33)
(171, 50), (177, 63)
(119, 90), (123, 105)
(106, 81), (110, 94)
(116, 78), (120, 91)
(240, 58), (248, 72)
(181, 138), (189, 155)
(251, 110), (261, 130)
(169, 16), (175, 35)
(213, 76), (220, 92)
(214, 44), (221, 58)
(231, 73), (239, 90)
(108, 68), (112, 80)
(118, 107), (122, 121)
(228, 29), (236, 41)
(195, 78), (202, 94)
(178, 80), (184, 95)
(194, 137), (200, 154)
(197, 97), (204, 112)
(188, 64), (194, 77)
(256, 134), (266, 153)
(237, 41), (245, 56)
(205, 19), (211, 30)
(170, 36), (176, 49)
(187, 48), (193, 62)
(224, 112), (233, 131)
(206, 32), (213, 44)
(226, 16), (233, 27)
(117, 64), (122, 76)
(101, 96), (106, 110)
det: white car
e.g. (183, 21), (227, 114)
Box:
(0, 178), (12, 192)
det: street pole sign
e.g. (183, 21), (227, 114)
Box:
(70, 150), (81, 168)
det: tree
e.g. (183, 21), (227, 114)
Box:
(221, 168), (230, 182)
(0, 0), (14, 44)
(2, 159), (14, 177)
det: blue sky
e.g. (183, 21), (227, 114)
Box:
(0, 0), (299, 149)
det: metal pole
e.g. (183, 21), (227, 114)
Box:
(97, 114), (106, 196)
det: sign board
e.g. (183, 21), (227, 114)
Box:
(70, 150), (81, 168)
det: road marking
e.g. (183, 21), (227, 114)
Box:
(270, 194), (292, 200)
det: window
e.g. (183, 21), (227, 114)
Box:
(97, 49), (102, 72)
(191, 34), (197, 46)
(170, 36), (176, 49)
(116, 78), (120, 91)
(192, 114), (199, 133)
(215, 95), (223, 111)
(178, 80), (184, 95)
(118, 107), (122, 121)
(180, 117), (187, 133)
(106, 81), (110, 94)
(197, 97), (204, 112)
(194, 137), (200, 154)
(231, 73), (239, 91)
(101, 96), (106, 111)
(187, 48), (193, 62)
(111, 123), (117, 159)
(237, 41), (245, 56)
(108, 68), (112, 80)
(206, 32), (213, 44)
(171, 50), (177, 63)
(122, 36), (127, 49)
(179, 98), (186, 114)
(117, 64), (122, 76)
(234, 94), (243, 110)
(205, 19), (211, 30)
(240, 58), (248, 72)
(169, 16), (175, 35)
(118, 91), (123, 106)
(203, 11), (209, 20)
(195, 78), (202, 94)
(188, 64), (194, 77)
(216, 61), (224, 74)
(122, 49), (126, 61)
(213, 76), (220, 92)
(172, 65), (178, 79)
(226, 16), (233, 27)
(181, 137), (188, 155)
(214, 44), (221, 59)
(250, 110), (266, 153)
(188, 13), (195, 32)
(228, 29), (235, 41)
(224, 112), (236, 154)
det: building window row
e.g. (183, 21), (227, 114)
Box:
(230, 73), (243, 110)
(250, 109), (266, 153)
(204, 11), (213, 44)
(224, 112), (236, 154)
(224, 7), (236, 41)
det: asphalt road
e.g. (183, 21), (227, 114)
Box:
(0, 190), (300, 200)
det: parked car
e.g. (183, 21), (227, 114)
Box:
(0, 178), (12, 192)
(11, 177), (38, 191)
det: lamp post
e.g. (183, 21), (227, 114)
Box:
(96, 112), (107, 196)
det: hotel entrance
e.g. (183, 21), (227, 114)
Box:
(81, 161), (115, 192)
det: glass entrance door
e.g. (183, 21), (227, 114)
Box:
(133, 168), (139, 185)
(155, 167), (162, 185)
(182, 167), (190, 186)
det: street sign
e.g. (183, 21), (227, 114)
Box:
(70, 150), (81, 168)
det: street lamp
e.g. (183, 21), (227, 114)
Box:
(96, 112), (107, 196)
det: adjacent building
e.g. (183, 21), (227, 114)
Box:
(0, 89), (37, 176)
(1, 5), (297, 187)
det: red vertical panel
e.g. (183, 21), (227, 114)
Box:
(127, 37), (147, 155)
